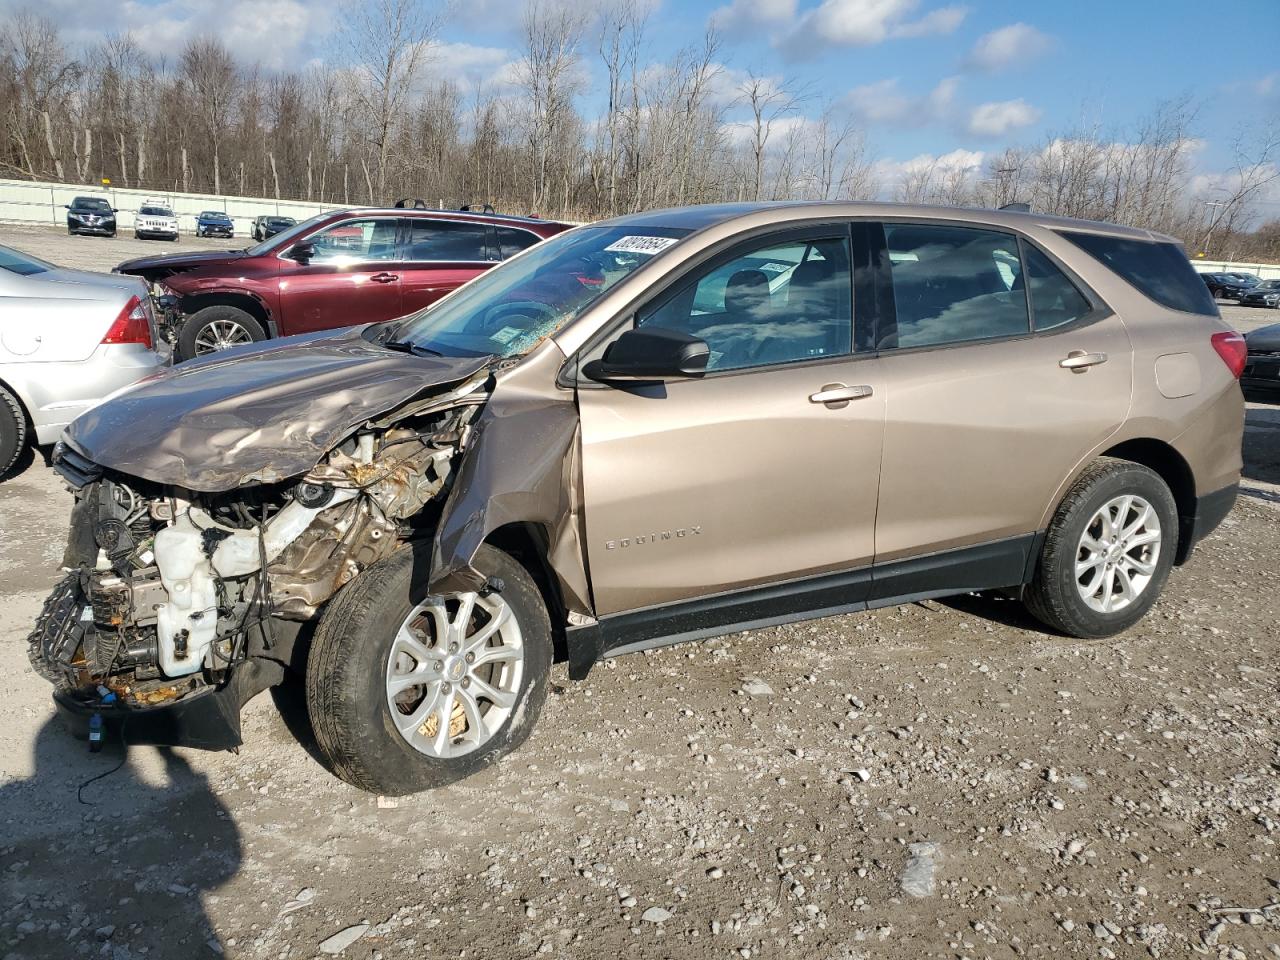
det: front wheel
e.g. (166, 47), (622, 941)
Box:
(1024, 458), (1178, 638)
(177, 305), (266, 360)
(306, 543), (552, 794)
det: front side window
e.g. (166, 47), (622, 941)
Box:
(308, 218), (399, 263)
(405, 219), (492, 262)
(637, 236), (852, 372)
(1024, 243), (1093, 331)
(880, 224), (1028, 349)
(387, 225), (690, 358)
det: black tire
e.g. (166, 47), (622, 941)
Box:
(306, 542), (552, 795)
(107, 230), (116, 238)
(133, 231), (141, 240)
(0, 384), (28, 478)
(1024, 457), (1178, 638)
(176, 305), (266, 360)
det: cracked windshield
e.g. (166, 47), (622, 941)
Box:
(387, 225), (691, 357)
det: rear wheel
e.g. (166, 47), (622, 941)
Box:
(177, 305), (266, 360)
(0, 385), (28, 478)
(1024, 458), (1177, 638)
(306, 543), (552, 795)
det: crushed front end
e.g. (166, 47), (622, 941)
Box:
(30, 400), (482, 750)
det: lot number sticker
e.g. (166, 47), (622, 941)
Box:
(604, 235), (680, 255)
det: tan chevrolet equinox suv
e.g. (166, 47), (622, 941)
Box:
(31, 202), (1244, 794)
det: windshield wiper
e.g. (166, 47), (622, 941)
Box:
(381, 339), (443, 357)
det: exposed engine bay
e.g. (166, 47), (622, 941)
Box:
(29, 401), (480, 717)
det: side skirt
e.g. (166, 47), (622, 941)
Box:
(566, 533), (1038, 680)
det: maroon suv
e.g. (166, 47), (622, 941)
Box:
(115, 208), (571, 359)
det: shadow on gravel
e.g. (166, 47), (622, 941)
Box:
(937, 592), (1049, 632)
(269, 670), (330, 768)
(0, 718), (241, 957)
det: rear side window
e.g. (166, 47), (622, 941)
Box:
(497, 227), (541, 259)
(880, 224), (1029, 349)
(1023, 243), (1092, 331)
(1059, 232), (1217, 317)
(406, 220), (491, 261)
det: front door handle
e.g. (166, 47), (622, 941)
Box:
(809, 383), (874, 407)
(1059, 350), (1107, 371)
(370, 272), (399, 283)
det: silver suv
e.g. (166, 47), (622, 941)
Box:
(30, 202), (1244, 794)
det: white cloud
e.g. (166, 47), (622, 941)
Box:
(844, 75), (958, 126)
(425, 41), (516, 89)
(777, 0), (967, 59)
(890, 4), (967, 38)
(872, 147), (985, 189)
(966, 98), (1041, 137)
(964, 22), (1051, 72)
(3, 0), (341, 69)
(709, 0), (798, 33)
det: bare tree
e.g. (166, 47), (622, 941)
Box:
(515, 0), (587, 215)
(344, 0), (441, 203)
(179, 37), (238, 193)
(738, 70), (804, 201)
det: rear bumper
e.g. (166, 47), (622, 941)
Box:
(1242, 353), (1280, 395)
(2, 345), (171, 445)
(1177, 482), (1238, 564)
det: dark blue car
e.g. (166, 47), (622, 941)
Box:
(195, 210), (234, 239)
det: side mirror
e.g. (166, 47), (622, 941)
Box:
(111, 208), (119, 213)
(288, 241), (315, 264)
(582, 326), (710, 383)
(63, 204), (70, 209)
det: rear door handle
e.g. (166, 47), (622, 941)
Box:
(370, 272), (399, 283)
(1059, 350), (1107, 371)
(809, 383), (873, 407)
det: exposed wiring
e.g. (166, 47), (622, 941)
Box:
(77, 715), (128, 805)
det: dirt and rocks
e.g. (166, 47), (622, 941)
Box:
(1, 225), (1279, 960)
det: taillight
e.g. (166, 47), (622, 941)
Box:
(1211, 330), (1247, 379)
(101, 295), (153, 349)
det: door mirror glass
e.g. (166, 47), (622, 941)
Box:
(582, 326), (709, 383)
(288, 241), (315, 264)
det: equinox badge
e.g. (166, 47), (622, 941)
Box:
(605, 526), (702, 550)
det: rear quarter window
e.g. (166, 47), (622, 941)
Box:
(1059, 232), (1218, 317)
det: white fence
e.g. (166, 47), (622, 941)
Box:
(0, 177), (348, 236)
(1191, 259), (1280, 281)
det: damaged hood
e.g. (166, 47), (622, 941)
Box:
(65, 328), (492, 492)
(113, 248), (250, 280)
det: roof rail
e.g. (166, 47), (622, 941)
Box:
(999, 202), (1031, 213)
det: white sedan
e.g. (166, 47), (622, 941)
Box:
(0, 244), (169, 478)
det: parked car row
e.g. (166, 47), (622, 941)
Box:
(62, 195), (317, 242)
(1199, 270), (1280, 306)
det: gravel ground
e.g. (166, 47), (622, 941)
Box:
(1, 225), (1279, 960)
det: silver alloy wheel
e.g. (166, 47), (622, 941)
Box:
(385, 592), (525, 759)
(1075, 494), (1162, 614)
(193, 318), (255, 355)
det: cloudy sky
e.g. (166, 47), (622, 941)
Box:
(6, 0), (1278, 195)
